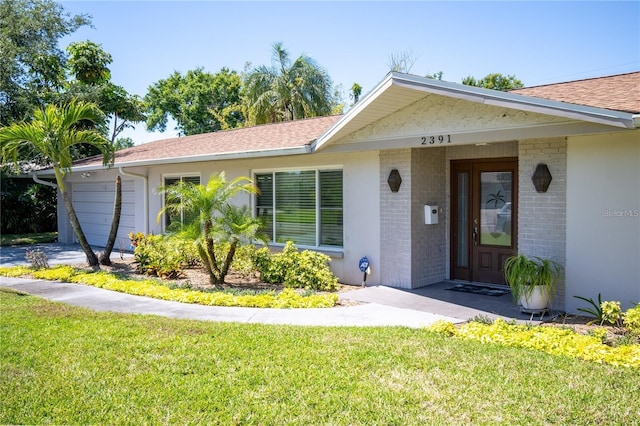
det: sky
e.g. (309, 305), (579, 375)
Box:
(58, 1), (640, 144)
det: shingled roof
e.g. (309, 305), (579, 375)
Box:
(73, 114), (342, 169)
(511, 71), (640, 114)
(71, 72), (638, 171)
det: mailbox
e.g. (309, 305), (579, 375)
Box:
(425, 205), (438, 225)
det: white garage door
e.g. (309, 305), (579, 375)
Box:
(72, 179), (136, 249)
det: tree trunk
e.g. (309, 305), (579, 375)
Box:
(219, 241), (237, 284)
(99, 175), (122, 266)
(61, 187), (99, 267)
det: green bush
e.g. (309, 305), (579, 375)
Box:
(0, 174), (57, 234)
(133, 234), (197, 279)
(214, 243), (258, 278)
(623, 305), (640, 336)
(601, 301), (623, 326)
(254, 241), (338, 291)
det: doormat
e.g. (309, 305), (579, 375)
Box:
(446, 284), (510, 297)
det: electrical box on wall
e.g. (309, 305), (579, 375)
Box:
(425, 205), (438, 225)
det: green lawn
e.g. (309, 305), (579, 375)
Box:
(0, 232), (57, 246)
(1, 289), (638, 425)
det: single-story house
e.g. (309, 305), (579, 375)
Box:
(42, 71), (640, 313)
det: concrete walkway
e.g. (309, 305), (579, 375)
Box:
(0, 242), (536, 327)
(1, 277), (463, 327)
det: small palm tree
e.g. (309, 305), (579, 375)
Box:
(158, 172), (266, 286)
(0, 100), (109, 266)
(243, 42), (334, 125)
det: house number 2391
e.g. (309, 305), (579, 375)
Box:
(421, 135), (452, 145)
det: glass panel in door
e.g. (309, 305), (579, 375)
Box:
(479, 171), (512, 246)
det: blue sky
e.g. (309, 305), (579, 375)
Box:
(59, 1), (640, 144)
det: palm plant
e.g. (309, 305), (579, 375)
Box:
(243, 42), (334, 125)
(503, 254), (563, 307)
(158, 172), (267, 287)
(0, 100), (109, 266)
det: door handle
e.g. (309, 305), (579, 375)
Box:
(473, 219), (479, 246)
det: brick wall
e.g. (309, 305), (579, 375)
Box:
(380, 149), (412, 288)
(411, 147), (447, 287)
(518, 137), (567, 309)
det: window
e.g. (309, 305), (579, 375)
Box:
(255, 169), (343, 248)
(163, 175), (200, 229)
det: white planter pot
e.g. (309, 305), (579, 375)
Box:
(519, 286), (549, 311)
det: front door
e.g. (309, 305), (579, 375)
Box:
(451, 158), (518, 285)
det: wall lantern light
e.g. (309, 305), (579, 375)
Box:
(387, 169), (402, 192)
(531, 163), (552, 193)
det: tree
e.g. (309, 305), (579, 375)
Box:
(387, 50), (418, 73)
(62, 41), (145, 265)
(0, 0), (91, 126)
(66, 40), (112, 86)
(157, 172), (266, 286)
(0, 100), (110, 266)
(145, 67), (244, 136)
(243, 42), (335, 125)
(63, 41), (146, 151)
(462, 73), (524, 91)
(349, 82), (362, 105)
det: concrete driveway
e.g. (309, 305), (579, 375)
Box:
(0, 242), (132, 267)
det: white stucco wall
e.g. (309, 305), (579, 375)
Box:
(565, 131), (640, 312)
(68, 151), (381, 286)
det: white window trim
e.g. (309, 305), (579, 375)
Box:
(160, 173), (201, 232)
(252, 166), (343, 251)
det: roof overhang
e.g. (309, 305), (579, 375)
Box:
(35, 145), (312, 176)
(313, 72), (639, 152)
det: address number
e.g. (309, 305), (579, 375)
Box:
(421, 135), (452, 145)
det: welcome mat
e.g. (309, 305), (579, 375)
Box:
(446, 284), (510, 297)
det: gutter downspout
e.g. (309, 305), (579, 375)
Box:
(119, 167), (149, 234)
(32, 173), (57, 188)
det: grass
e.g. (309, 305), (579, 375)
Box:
(2, 289), (639, 425)
(0, 232), (57, 246)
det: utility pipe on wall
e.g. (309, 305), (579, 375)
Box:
(119, 167), (149, 234)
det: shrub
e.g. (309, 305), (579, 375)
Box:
(623, 305), (640, 336)
(255, 241), (338, 291)
(25, 248), (49, 269)
(215, 243), (258, 278)
(600, 301), (623, 326)
(132, 234), (193, 279)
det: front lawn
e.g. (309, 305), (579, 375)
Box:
(1, 289), (638, 425)
(0, 232), (57, 246)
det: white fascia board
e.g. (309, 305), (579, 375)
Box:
(313, 73), (395, 151)
(66, 146), (311, 174)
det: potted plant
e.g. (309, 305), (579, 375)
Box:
(503, 254), (563, 311)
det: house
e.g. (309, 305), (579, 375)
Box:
(44, 71), (640, 313)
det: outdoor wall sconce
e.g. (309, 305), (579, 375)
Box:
(531, 163), (552, 193)
(387, 169), (402, 192)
